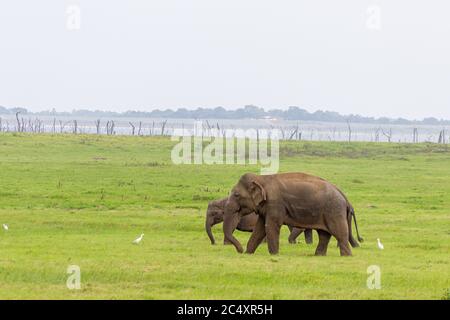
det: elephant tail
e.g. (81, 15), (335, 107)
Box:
(349, 205), (364, 243)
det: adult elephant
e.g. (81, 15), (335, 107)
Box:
(206, 197), (312, 245)
(223, 172), (363, 256)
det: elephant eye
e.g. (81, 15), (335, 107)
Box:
(234, 192), (240, 197)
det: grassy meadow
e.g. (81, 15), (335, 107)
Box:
(0, 133), (449, 299)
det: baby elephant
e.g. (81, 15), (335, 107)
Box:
(205, 198), (312, 245)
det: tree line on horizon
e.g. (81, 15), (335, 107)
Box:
(0, 105), (448, 126)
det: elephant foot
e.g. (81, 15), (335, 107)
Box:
(314, 251), (327, 256)
(338, 241), (353, 256)
(288, 239), (297, 244)
(339, 247), (352, 256)
(268, 245), (279, 255)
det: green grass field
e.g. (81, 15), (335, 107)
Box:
(0, 133), (449, 299)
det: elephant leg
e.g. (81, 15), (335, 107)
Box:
(265, 218), (282, 255)
(335, 230), (357, 248)
(288, 227), (304, 244)
(246, 216), (266, 254)
(315, 230), (331, 256)
(337, 239), (352, 256)
(223, 223), (237, 245)
(333, 221), (352, 256)
(304, 229), (313, 244)
(336, 236), (352, 256)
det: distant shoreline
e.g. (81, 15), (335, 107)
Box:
(1, 105), (449, 126)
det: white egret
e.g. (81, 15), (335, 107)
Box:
(132, 233), (144, 244)
(377, 238), (384, 250)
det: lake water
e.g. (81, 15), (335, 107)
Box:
(0, 114), (447, 143)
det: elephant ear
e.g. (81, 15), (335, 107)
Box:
(213, 203), (225, 215)
(251, 181), (266, 206)
(217, 206), (225, 215)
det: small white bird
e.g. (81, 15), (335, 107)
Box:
(132, 233), (144, 244)
(2, 224), (8, 231)
(377, 238), (384, 250)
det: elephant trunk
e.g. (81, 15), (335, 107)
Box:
(205, 216), (216, 245)
(223, 211), (243, 253)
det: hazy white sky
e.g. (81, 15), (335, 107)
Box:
(0, 1), (449, 119)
